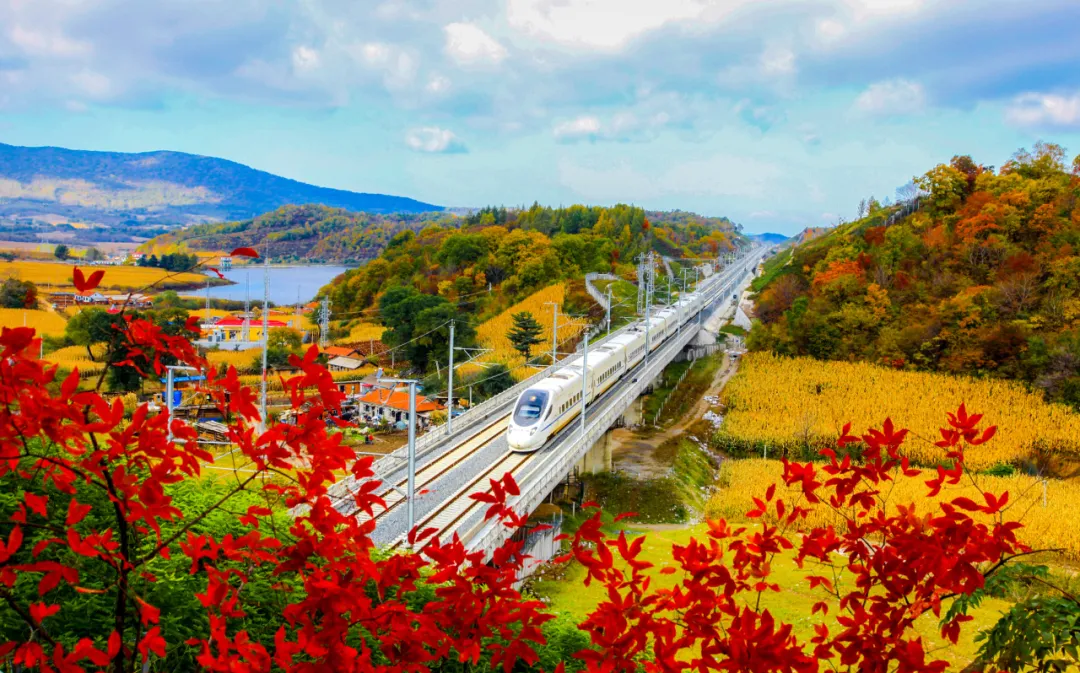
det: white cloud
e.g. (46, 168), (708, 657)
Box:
(813, 18), (847, 44)
(359, 42), (391, 66)
(553, 109), (674, 143)
(854, 78), (926, 116)
(350, 41), (418, 89)
(759, 45), (796, 76)
(1005, 92), (1080, 128)
(9, 24), (90, 57)
(70, 70), (113, 99)
(444, 22), (506, 65)
(405, 126), (465, 153)
(426, 74), (451, 93)
(554, 115), (601, 141)
(507, 0), (735, 50)
(292, 46), (320, 72)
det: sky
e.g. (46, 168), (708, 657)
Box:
(2, 0), (1080, 235)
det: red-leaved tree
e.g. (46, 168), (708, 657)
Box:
(0, 264), (1062, 672)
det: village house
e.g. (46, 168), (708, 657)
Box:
(322, 345), (366, 372)
(355, 386), (444, 429)
(335, 372), (392, 396)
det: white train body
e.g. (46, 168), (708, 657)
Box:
(507, 259), (734, 452)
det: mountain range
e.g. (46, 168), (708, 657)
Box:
(0, 142), (440, 228)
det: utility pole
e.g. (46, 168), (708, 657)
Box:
(204, 278), (210, 323)
(605, 285), (612, 336)
(644, 252), (655, 365)
(242, 272), (250, 342)
(446, 320), (455, 435)
(378, 378), (419, 543)
(407, 380), (416, 540)
(580, 329), (589, 438)
(544, 301), (559, 365)
(259, 243), (269, 432)
(319, 297), (331, 349)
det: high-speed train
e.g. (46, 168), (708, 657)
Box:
(507, 261), (728, 452)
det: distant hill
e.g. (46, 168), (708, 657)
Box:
(0, 142), (440, 228)
(144, 204), (460, 264)
(747, 232), (789, 244)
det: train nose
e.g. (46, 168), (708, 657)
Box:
(508, 426), (537, 450)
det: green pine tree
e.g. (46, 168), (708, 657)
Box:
(507, 311), (544, 361)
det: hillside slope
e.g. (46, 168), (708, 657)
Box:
(143, 204), (460, 264)
(0, 142), (440, 227)
(747, 143), (1080, 410)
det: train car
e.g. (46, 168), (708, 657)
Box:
(622, 330), (647, 369)
(508, 346), (620, 452)
(646, 315), (667, 351)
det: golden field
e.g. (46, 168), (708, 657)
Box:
(42, 343), (107, 378)
(1, 260), (215, 291)
(0, 308), (67, 336)
(706, 458), (1080, 559)
(718, 353), (1080, 470)
(474, 283), (585, 379)
(343, 322), (385, 344)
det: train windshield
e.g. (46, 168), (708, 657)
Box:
(513, 390), (549, 427)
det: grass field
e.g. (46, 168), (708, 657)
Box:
(0, 260), (219, 291)
(0, 308), (67, 336)
(717, 353), (1080, 470)
(531, 522), (1011, 670)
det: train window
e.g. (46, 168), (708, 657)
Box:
(513, 390), (549, 427)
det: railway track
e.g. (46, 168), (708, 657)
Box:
(348, 412), (512, 524)
(389, 449), (537, 549)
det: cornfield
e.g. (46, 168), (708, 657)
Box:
(205, 349), (261, 372)
(0, 308), (67, 337)
(717, 353), (1080, 470)
(43, 344), (107, 378)
(705, 458), (1080, 559)
(1, 260), (211, 290)
(475, 283), (585, 379)
(344, 322), (385, 344)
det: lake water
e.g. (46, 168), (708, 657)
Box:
(199, 265), (350, 306)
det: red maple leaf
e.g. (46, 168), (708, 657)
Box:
(72, 267), (105, 293)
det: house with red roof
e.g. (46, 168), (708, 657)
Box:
(356, 386), (445, 428)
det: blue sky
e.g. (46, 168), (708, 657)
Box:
(1, 0), (1079, 235)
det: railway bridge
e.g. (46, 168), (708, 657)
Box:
(325, 247), (767, 558)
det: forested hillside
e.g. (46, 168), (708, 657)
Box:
(748, 142), (1080, 409)
(323, 203), (742, 335)
(143, 204), (458, 263)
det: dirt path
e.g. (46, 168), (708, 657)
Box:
(608, 352), (742, 479)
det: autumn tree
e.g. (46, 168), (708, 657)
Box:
(0, 278), (37, 310)
(53, 244), (69, 260)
